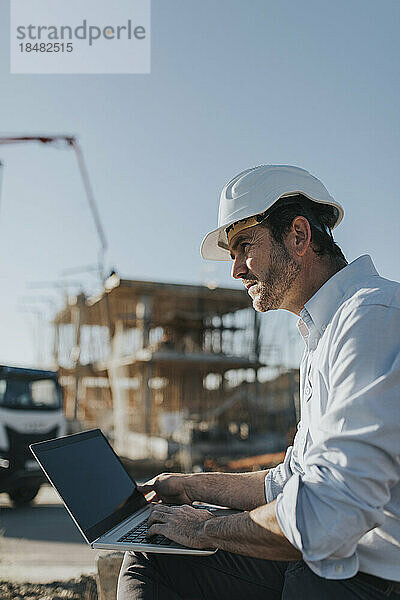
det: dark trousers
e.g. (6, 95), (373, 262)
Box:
(117, 550), (399, 600)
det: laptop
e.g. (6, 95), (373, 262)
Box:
(30, 428), (233, 555)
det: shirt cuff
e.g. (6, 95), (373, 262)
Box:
(264, 471), (274, 504)
(264, 446), (294, 504)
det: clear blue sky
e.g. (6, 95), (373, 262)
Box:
(0, 0), (399, 368)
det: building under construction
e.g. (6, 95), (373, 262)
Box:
(54, 272), (296, 468)
(0, 135), (297, 469)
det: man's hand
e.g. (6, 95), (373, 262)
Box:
(138, 473), (193, 505)
(146, 504), (216, 549)
(138, 469), (269, 511)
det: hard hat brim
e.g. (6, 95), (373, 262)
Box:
(200, 196), (344, 261)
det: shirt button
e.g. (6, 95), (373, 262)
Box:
(305, 386), (311, 395)
(335, 564), (344, 574)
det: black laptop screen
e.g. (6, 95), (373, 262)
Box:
(31, 429), (148, 543)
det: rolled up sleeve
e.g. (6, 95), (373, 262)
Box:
(264, 446), (294, 503)
(275, 304), (400, 577)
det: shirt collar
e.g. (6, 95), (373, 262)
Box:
(301, 254), (379, 337)
(297, 306), (318, 350)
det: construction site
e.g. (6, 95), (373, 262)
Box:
(54, 272), (299, 472)
(0, 3), (396, 597)
(0, 135), (299, 477)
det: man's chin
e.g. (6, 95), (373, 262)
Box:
(252, 296), (273, 313)
(251, 289), (281, 312)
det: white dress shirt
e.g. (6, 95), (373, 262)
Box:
(265, 255), (400, 580)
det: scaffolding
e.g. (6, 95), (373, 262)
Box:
(53, 272), (269, 465)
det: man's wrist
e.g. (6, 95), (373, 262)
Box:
(201, 514), (219, 547)
(201, 511), (250, 550)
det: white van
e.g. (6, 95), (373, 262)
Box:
(0, 365), (66, 506)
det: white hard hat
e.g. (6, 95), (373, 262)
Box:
(200, 164), (344, 261)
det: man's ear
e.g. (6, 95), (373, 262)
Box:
(290, 216), (311, 257)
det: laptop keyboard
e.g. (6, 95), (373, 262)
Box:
(117, 505), (218, 546)
(118, 517), (173, 546)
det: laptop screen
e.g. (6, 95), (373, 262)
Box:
(30, 429), (148, 543)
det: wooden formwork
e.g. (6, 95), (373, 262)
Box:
(54, 273), (295, 464)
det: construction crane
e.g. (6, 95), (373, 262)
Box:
(0, 135), (108, 282)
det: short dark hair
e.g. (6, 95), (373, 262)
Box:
(260, 194), (347, 264)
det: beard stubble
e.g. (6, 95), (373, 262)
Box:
(250, 241), (301, 312)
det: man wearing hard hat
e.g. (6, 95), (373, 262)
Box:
(119, 166), (400, 599)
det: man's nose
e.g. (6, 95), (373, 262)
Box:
(231, 256), (248, 280)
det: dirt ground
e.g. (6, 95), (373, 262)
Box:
(0, 575), (98, 600)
